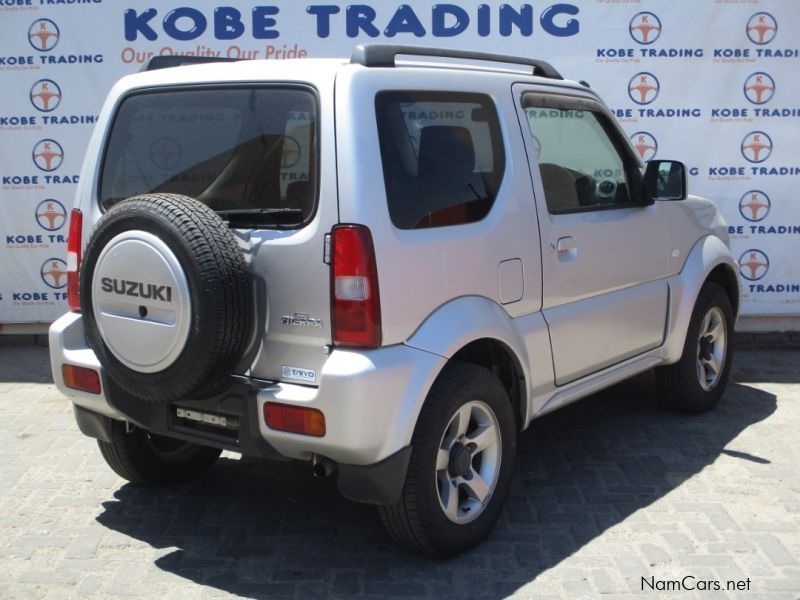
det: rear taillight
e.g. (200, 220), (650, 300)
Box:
(66, 209), (82, 312)
(330, 225), (381, 348)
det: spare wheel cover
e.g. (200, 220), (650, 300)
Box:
(91, 230), (191, 373)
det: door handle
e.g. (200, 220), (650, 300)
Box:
(556, 236), (576, 252)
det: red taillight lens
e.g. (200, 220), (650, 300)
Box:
(264, 402), (326, 437)
(62, 364), (101, 394)
(330, 225), (381, 348)
(66, 209), (82, 312)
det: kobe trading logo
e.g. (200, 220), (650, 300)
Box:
(738, 249), (769, 281)
(35, 199), (67, 231)
(41, 258), (68, 289)
(628, 72), (659, 105)
(740, 131), (772, 163)
(149, 137), (182, 170)
(738, 191), (771, 222)
(32, 139), (64, 171)
(743, 72), (775, 105)
(630, 131), (657, 161)
(746, 12), (777, 45)
(28, 18), (60, 52)
(281, 136), (301, 168)
(30, 79), (62, 112)
(629, 12), (661, 45)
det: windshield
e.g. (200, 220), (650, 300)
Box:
(99, 86), (317, 225)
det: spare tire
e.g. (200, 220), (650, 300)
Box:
(80, 193), (253, 403)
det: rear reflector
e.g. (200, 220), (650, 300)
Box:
(66, 209), (82, 312)
(264, 402), (325, 437)
(62, 364), (101, 394)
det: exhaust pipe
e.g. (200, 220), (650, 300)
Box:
(312, 454), (336, 478)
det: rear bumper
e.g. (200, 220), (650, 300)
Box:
(50, 311), (445, 503)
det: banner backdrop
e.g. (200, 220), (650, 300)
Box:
(1, 0), (799, 322)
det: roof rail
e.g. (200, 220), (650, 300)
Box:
(144, 55), (242, 72)
(350, 44), (563, 80)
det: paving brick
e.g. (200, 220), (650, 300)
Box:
(761, 577), (800, 592)
(677, 554), (734, 567)
(363, 581), (425, 596)
(640, 542), (672, 567)
(560, 578), (593, 596)
(708, 509), (743, 532)
(757, 537), (798, 567)
(332, 570), (361, 595)
(660, 532), (697, 555)
(589, 569), (624, 594)
(74, 574), (107, 597)
(17, 570), (80, 585)
(685, 521), (720, 543)
(613, 555), (649, 578)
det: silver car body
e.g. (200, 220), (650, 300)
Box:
(50, 56), (739, 477)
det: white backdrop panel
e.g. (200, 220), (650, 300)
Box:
(1, 0), (798, 322)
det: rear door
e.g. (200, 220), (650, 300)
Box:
(98, 82), (338, 386)
(513, 86), (670, 385)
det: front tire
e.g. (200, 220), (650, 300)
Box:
(379, 364), (516, 557)
(98, 421), (221, 485)
(657, 282), (735, 413)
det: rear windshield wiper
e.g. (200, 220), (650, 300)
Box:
(216, 208), (305, 228)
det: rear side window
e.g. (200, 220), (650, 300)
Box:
(100, 87), (317, 225)
(376, 91), (505, 229)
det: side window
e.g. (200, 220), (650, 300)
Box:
(376, 91), (505, 229)
(523, 97), (634, 214)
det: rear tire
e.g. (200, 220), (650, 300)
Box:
(656, 282), (735, 413)
(98, 421), (221, 485)
(379, 364), (516, 557)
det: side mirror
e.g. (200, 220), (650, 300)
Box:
(644, 160), (687, 201)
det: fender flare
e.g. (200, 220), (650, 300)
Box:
(662, 235), (740, 363)
(405, 295), (550, 426)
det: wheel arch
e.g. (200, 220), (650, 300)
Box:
(663, 235), (740, 363)
(450, 338), (526, 431)
(704, 262), (740, 319)
(406, 295), (547, 430)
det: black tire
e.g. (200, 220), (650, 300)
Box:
(656, 282), (735, 413)
(80, 194), (253, 403)
(98, 421), (221, 485)
(379, 364), (516, 557)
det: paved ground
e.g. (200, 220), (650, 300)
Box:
(0, 343), (798, 599)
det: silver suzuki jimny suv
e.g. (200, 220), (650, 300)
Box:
(50, 45), (738, 556)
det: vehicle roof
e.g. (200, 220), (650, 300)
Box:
(114, 56), (588, 94)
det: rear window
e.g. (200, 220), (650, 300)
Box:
(376, 91), (505, 229)
(99, 86), (317, 225)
